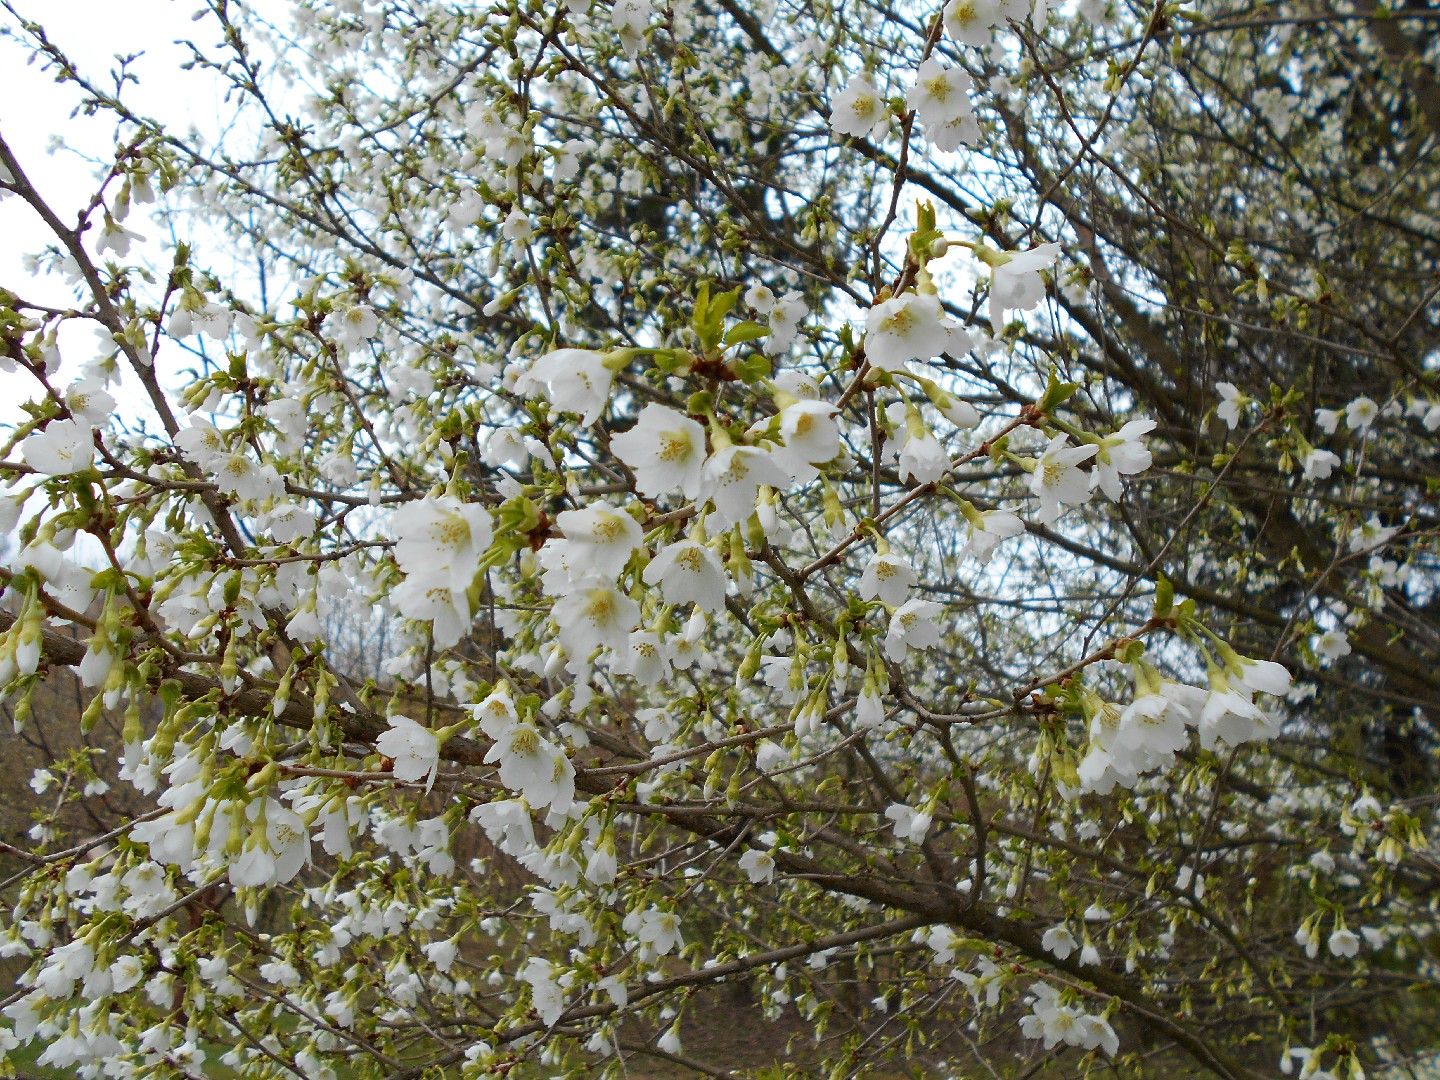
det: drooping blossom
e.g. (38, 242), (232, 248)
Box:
(907, 59), (979, 150)
(1091, 417), (1155, 501)
(883, 599), (944, 661)
(323, 305), (379, 351)
(988, 243), (1060, 331)
(962, 508), (1024, 563)
(701, 444), (790, 528)
(376, 715), (441, 791)
(858, 551), (917, 605)
(392, 495), (494, 594)
(944, 0), (1026, 46)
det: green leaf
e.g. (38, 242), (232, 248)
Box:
(1153, 572), (1174, 618)
(730, 354), (772, 383)
(693, 283), (742, 350)
(722, 320), (770, 346)
(1038, 369), (1079, 412)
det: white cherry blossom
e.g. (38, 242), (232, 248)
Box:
(1091, 417), (1155, 500)
(701, 443), (791, 528)
(323, 305), (379, 351)
(514, 348), (621, 426)
(830, 75), (887, 138)
(22, 419), (94, 475)
(611, 404), (707, 499)
(858, 551), (917, 605)
(962, 508), (1024, 563)
(1029, 435), (1098, 525)
(864, 292), (950, 371)
(376, 715), (441, 790)
(392, 495), (494, 593)
(988, 243), (1060, 331)
(642, 540), (728, 612)
(883, 599), (944, 661)
(549, 502), (643, 580)
(553, 580), (641, 658)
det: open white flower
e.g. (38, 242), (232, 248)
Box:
(883, 599), (944, 661)
(962, 508), (1024, 563)
(1195, 672), (1277, 749)
(1216, 382), (1248, 428)
(231, 800), (311, 887)
(1041, 925), (1077, 960)
(484, 724), (575, 811)
(393, 495), (494, 593)
(830, 74), (887, 138)
(519, 957), (568, 1027)
(1091, 417), (1155, 501)
(744, 283), (775, 312)
(1313, 629), (1351, 661)
(1344, 396), (1378, 430)
(1228, 653), (1291, 697)
(610, 630), (673, 686)
(216, 451), (284, 506)
(642, 540), (728, 612)
(514, 348), (619, 426)
(888, 406), (951, 484)
(908, 59), (971, 126)
(550, 502), (643, 580)
(737, 847), (776, 883)
(1112, 690), (1193, 761)
(701, 444), (791, 528)
(474, 686), (520, 739)
(501, 208), (534, 245)
(884, 802), (932, 844)
(858, 551), (917, 605)
(765, 291), (809, 355)
(611, 404), (707, 499)
(944, 0), (1023, 46)
(612, 0), (653, 55)
(65, 378), (116, 429)
(1302, 446), (1340, 480)
(22, 419), (94, 476)
(924, 108), (981, 152)
(1029, 435), (1098, 525)
(631, 907), (685, 955)
(1328, 928), (1361, 958)
(775, 398), (840, 471)
(95, 216), (145, 257)
(865, 292), (949, 371)
(553, 579), (641, 658)
(392, 572), (473, 649)
(173, 416), (228, 468)
(323, 305), (379, 351)
(908, 59), (979, 149)
(1348, 515), (1399, 553)
(376, 715), (441, 790)
(988, 243), (1060, 331)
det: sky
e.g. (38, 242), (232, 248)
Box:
(0, 0), (283, 426)
(2, 1), (224, 299)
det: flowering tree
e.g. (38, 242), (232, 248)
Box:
(1, 0), (1438, 1076)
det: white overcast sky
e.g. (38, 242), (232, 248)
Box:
(0, 0), (285, 425)
(2, 1), (222, 299)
